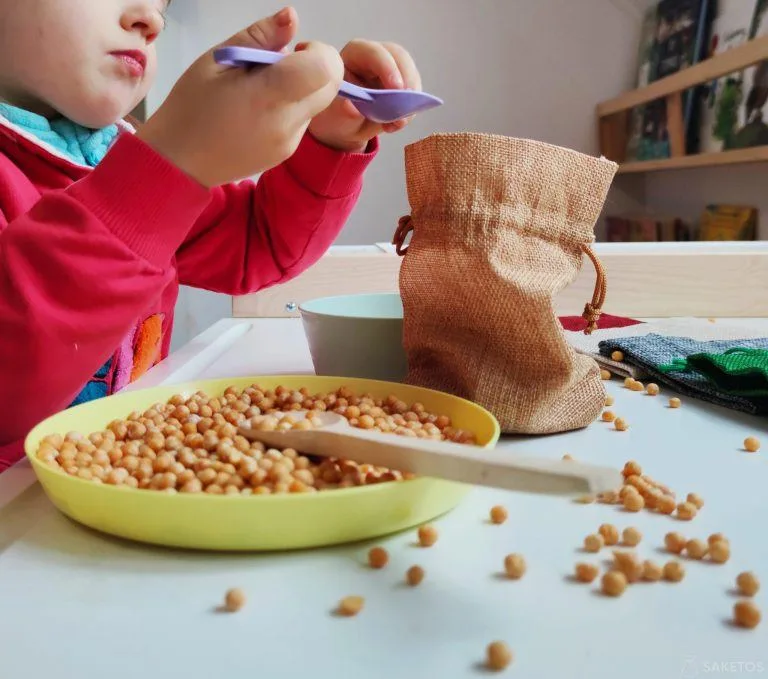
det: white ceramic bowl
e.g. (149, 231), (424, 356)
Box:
(299, 293), (408, 382)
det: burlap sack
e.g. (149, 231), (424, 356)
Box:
(393, 133), (618, 435)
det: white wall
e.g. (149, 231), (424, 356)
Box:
(153, 0), (649, 348)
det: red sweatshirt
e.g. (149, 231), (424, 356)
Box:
(0, 118), (376, 471)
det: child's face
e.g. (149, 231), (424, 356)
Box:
(0, 0), (167, 128)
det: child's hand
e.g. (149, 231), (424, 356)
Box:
(138, 8), (343, 187)
(305, 40), (423, 152)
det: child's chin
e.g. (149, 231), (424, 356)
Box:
(63, 98), (136, 130)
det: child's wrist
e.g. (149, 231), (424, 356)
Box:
(308, 130), (370, 154)
(137, 120), (212, 188)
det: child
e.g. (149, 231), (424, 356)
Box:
(0, 2), (423, 471)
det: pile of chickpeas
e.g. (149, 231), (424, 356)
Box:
(590, 459), (705, 522)
(34, 384), (477, 495)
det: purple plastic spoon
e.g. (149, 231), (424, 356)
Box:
(213, 46), (443, 124)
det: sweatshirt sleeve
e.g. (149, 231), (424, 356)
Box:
(175, 133), (378, 295)
(0, 132), (211, 451)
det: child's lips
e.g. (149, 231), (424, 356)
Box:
(111, 50), (146, 77)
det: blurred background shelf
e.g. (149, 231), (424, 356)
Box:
(597, 34), (768, 170)
(616, 145), (768, 173)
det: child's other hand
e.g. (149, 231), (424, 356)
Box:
(306, 40), (423, 152)
(138, 7), (343, 187)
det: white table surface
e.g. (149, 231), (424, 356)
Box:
(2, 318), (768, 679)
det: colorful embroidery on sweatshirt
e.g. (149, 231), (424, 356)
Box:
(70, 314), (164, 407)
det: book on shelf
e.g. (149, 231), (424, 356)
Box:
(698, 204), (758, 240)
(605, 215), (692, 242)
(627, 0), (714, 162)
(698, 0), (758, 153)
(726, 1), (768, 150)
(626, 7), (661, 161)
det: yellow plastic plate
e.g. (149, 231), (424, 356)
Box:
(25, 376), (500, 551)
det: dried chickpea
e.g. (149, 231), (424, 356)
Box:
(486, 641), (513, 671)
(601, 570), (627, 597)
(368, 547), (389, 569)
(642, 560), (663, 582)
(574, 562), (599, 583)
(503, 554), (526, 579)
(618, 485), (638, 503)
(604, 395), (615, 407)
(657, 495), (676, 515)
(736, 572), (760, 597)
(490, 505), (508, 524)
(600, 369), (611, 380)
(337, 596), (364, 617)
(562, 454), (573, 461)
(663, 561), (685, 582)
(709, 540), (730, 564)
(406, 565), (425, 586)
(664, 532), (687, 554)
(611, 350), (624, 362)
(180, 479), (203, 493)
(685, 539), (708, 560)
(601, 410), (616, 423)
(644, 491), (661, 510)
(623, 377), (634, 388)
(224, 588), (246, 612)
(417, 524), (438, 547)
(598, 524), (619, 546)
(669, 397), (681, 409)
(686, 492), (704, 510)
(622, 527), (642, 547)
(744, 436), (761, 453)
(584, 534), (604, 553)
(613, 551), (643, 583)
(574, 494), (595, 504)
(734, 600), (761, 629)
(708, 533), (729, 547)
(623, 492), (645, 512)
(646, 383), (660, 396)
(630, 380), (645, 392)
(676, 502), (697, 521)
(597, 490), (619, 504)
(614, 418), (628, 432)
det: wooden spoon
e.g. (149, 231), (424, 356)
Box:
(239, 412), (621, 497)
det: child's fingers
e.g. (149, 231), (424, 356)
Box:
(217, 6), (298, 59)
(270, 41), (344, 115)
(383, 118), (411, 133)
(381, 42), (422, 91)
(340, 39), (403, 89)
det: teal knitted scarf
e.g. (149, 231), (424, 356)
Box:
(0, 103), (119, 167)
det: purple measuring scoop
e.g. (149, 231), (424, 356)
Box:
(214, 46), (443, 124)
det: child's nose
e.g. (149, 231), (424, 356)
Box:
(121, 3), (165, 44)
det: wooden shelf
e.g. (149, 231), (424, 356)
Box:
(598, 35), (768, 117)
(617, 146), (768, 174)
(597, 35), (768, 171)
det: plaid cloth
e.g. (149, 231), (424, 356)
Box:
(598, 335), (768, 415)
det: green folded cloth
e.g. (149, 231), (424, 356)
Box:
(659, 348), (768, 398)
